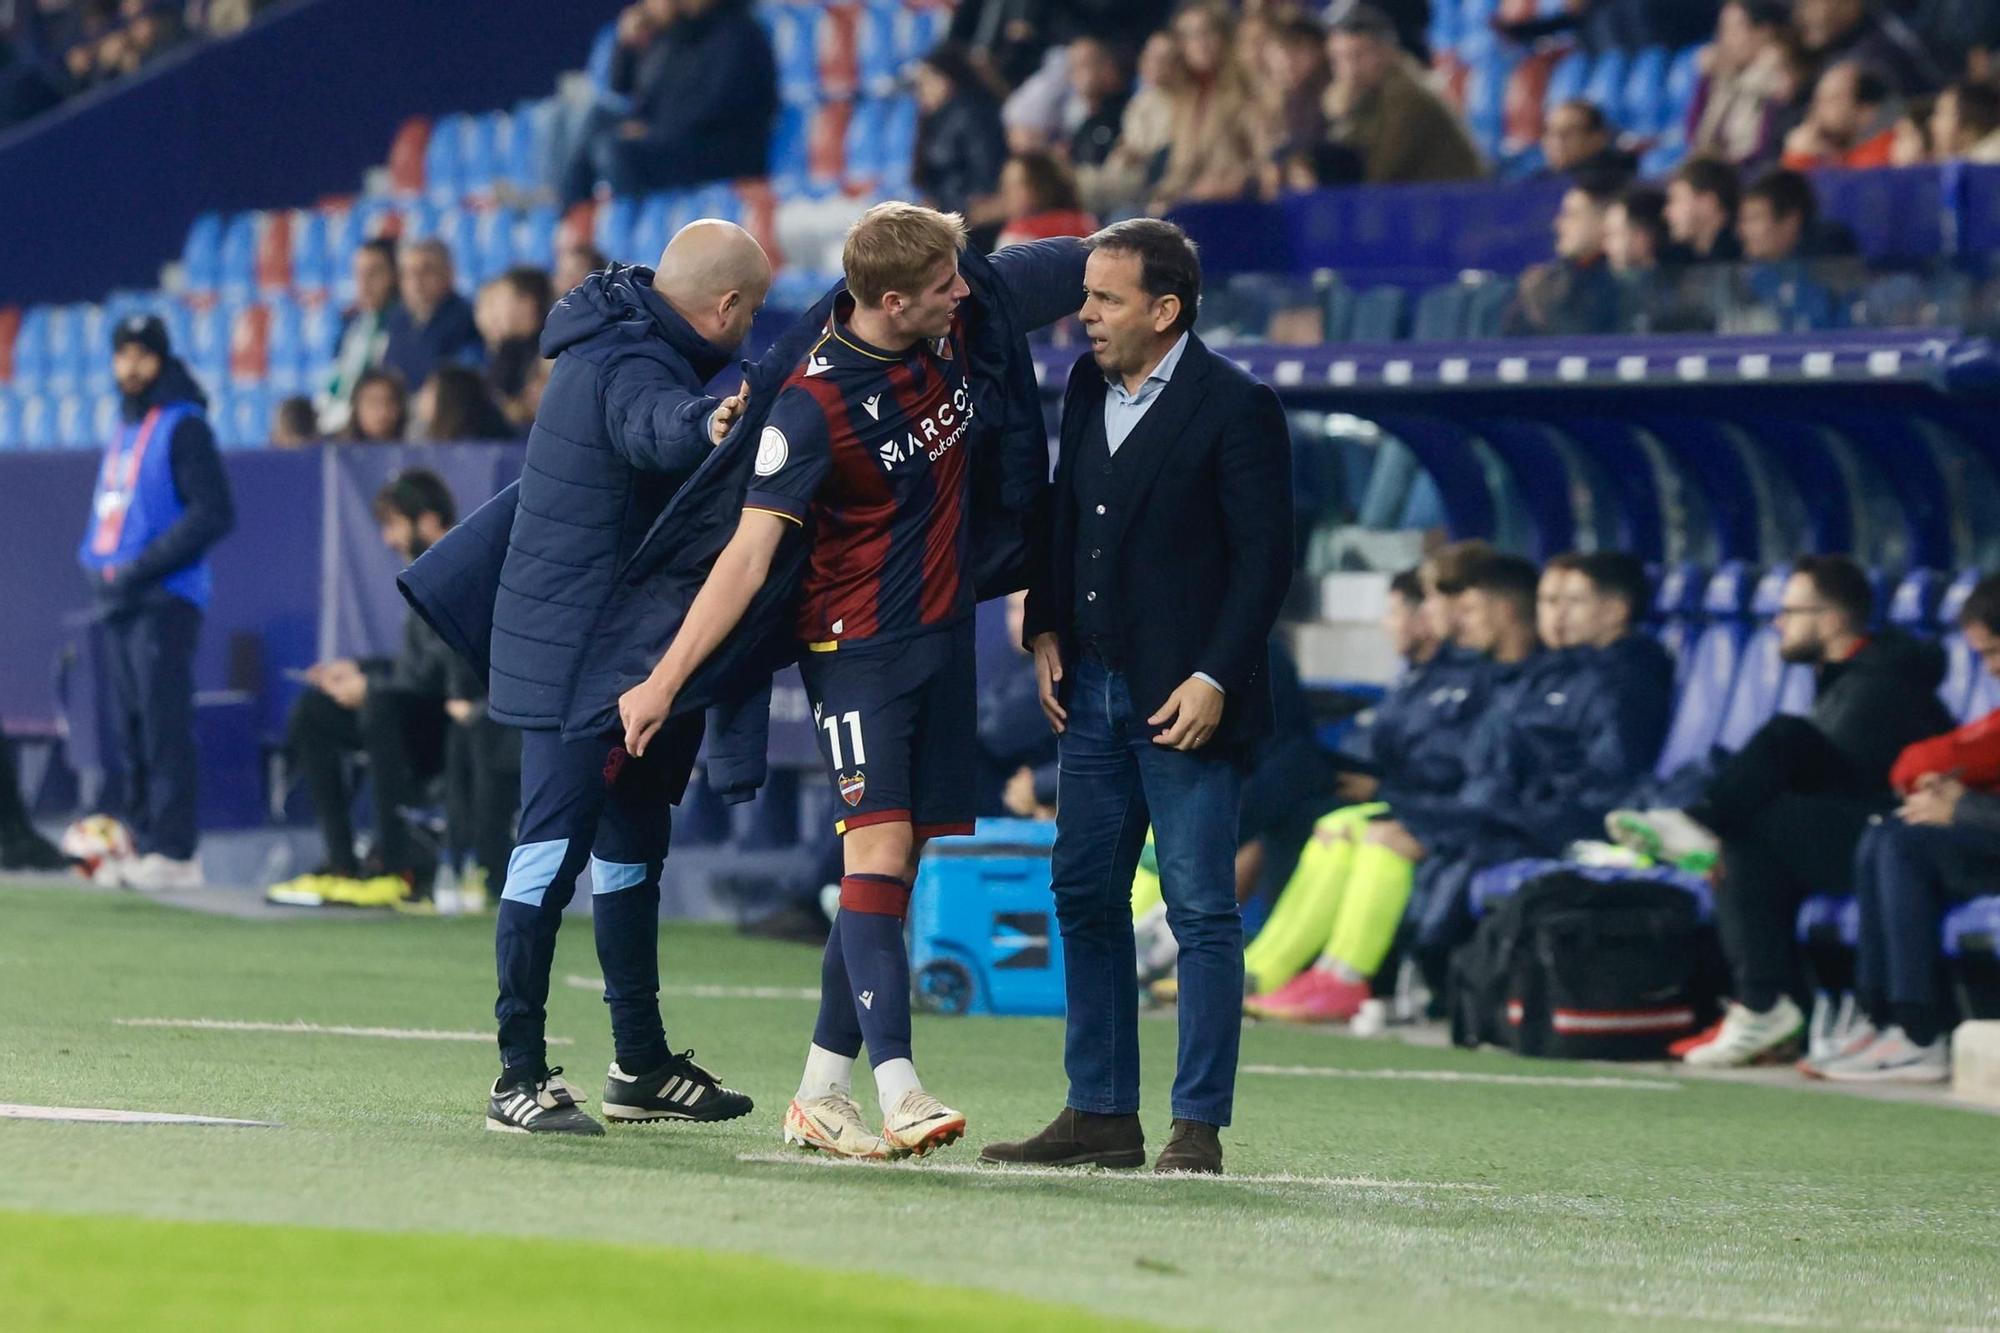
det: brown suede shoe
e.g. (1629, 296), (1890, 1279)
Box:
(978, 1107), (1145, 1169)
(1153, 1119), (1222, 1174)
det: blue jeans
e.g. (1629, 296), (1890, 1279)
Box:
(1050, 656), (1244, 1126)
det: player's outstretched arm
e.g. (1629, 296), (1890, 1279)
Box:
(619, 509), (790, 755)
(984, 236), (1089, 333)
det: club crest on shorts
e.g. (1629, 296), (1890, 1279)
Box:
(837, 770), (867, 807)
(754, 425), (788, 477)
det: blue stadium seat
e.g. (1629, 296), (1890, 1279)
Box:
(466, 111), (505, 198)
(1621, 46), (1668, 134)
(771, 3), (818, 107)
(1581, 49), (1629, 119)
(289, 210), (330, 295)
(1888, 568), (1945, 633)
(41, 305), (80, 393)
(1944, 897), (2000, 960)
(1653, 562), (1757, 774)
(265, 297), (304, 394)
(844, 97), (888, 184)
(181, 212), (225, 295)
(0, 388), (18, 450)
(769, 103), (809, 194)
(90, 391), (118, 443)
(1938, 570), (1984, 718)
(1350, 286), (1408, 341)
(899, 1), (944, 64)
(1652, 560), (1708, 683)
(219, 213), (259, 301)
(1795, 894), (1859, 947)
(514, 205), (560, 270)
(425, 112), (467, 204)
(1543, 48), (1587, 114)
(860, 2), (902, 97)
(55, 392), (90, 448)
(510, 98), (558, 192)
(1715, 565), (1813, 752)
(880, 95), (918, 192)
(77, 304), (110, 393)
(594, 196), (636, 265)
(19, 390), (55, 449)
(1413, 282), (1473, 341)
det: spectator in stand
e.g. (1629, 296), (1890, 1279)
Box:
(1064, 34), (1132, 170)
(1504, 183), (1624, 337)
(1146, 2), (1258, 212)
(1930, 79), (2000, 162)
(1920, 0), (2000, 84)
(994, 151), (1097, 249)
(267, 470), (480, 910)
(415, 365), (514, 442)
(1324, 4), (1484, 185)
(1782, 61), (1900, 169)
(317, 237), (398, 436)
(1610, 556), (1953, 1068)
(1664, 156), (1743, 264)
(1891, 95), (1938, 165)
(1074, 29), (1182, 216)
(913, 42), (1010, 235)
(342, 368), (409, 444)
(1252, 12), (1331, 197)
(382, 239), (481, 392)
(1688, 0), (1792, 168)
(553, 240), (609, 298)
(1538, 99), (1638, 187)
(1793, 0), (1941, 95)
(269, 395), (318, 448)
(1499, 0), (1718, 53)
(949, 0), (1055, 91)
(1607, 185), (1671, 274)
(1737, 167), (1816, 262)
(562, 0), (776, 204)
(478, 266), (555, 432)
(1324, 0), (1432, 61)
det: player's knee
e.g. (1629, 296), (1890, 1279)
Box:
(842, 820), (913, 878)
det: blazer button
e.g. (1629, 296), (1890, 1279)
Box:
(1086, 591), (1097, 602)
(1095, 504), (1106, 515)
(1091, 548), (1101, 559)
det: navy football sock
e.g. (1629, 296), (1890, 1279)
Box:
(590, 865), (671, 1073)
(837, 873), (913, 1067)
(811, 912), (865, 1059)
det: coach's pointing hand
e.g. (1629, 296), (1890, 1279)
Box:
(709, 379), (750, 444)
(1030, 632), (1067, 733)
(1149, 676), (1224, 751)
(620, 676), (674, 757)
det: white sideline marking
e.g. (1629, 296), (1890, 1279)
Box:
(1, 1103), (276, 1127)
(114, 1017), (572, 1045)
(734, 1153), (1496, 1190)
(564, 974), (819, 1001)
(1244, 1064), (1679, 1092)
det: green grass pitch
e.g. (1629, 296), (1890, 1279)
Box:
(1, 880), (1996, 1331)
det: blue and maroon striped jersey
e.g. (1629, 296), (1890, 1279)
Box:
(742, 295), (976, 648)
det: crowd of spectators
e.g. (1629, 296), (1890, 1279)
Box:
(290, 235), (554, 448)
(0, 0), (279, 132)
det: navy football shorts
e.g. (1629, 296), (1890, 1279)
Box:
(797, 620), (977, 839)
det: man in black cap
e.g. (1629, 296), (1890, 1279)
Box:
(77, 315), (234, 892)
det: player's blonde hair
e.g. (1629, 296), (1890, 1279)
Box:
(842, 202), (968, 308)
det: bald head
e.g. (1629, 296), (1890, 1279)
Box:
(655, 219), (772, 351)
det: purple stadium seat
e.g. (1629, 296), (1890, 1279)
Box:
(1653, 563), (1757, 775)
(1796, 893), (1859, 946)
(1716, 565), (1814, 753)
(1888, 568), (1946, 633)
(1938, 570), (1984, 718)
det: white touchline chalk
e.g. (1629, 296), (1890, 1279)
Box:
(113, 1018), (572, 1045)
(1243, 1065), (1680, 1092)
(1, 1103), (277, 1127)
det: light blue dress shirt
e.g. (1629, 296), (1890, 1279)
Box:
(1097, 331), (1222, 696)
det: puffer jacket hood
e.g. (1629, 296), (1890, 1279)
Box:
(542, 263), (733, 383)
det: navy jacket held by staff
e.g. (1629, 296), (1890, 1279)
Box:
(400, 239), (1088, 796)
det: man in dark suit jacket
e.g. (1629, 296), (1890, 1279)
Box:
(980, 219), (1293, 1175)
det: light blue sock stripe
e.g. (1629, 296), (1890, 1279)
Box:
(501, 838), (570, 907)
(589, 856), (651, 896)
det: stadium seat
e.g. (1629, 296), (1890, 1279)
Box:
(1620, 46), (1668, 135)
(18, 390), (54, 448)
(0, 305), (18, 384)
(1651, 560), (1708, 681)
(1653, 563), (1757, 774)
(387, 116), (432, 196)
(1543, 47), (1588, 115)
(264, 297), (304, 393)
(769, 104), (810, 195)
(55, 392), (90, 448)
(1413, 282), (1473, 342)
(289, 210), (330, 297)
(180, 212), (225, 296)
(41, 305), (80, 393)
(1463, 278), (1515, 338)
(771, 3), (818, 106)
(1888, 568), (1946, 633)
(806, 99), (853, 191)
(1581, 49), (1629, 121)
(218, 213), (259, 301)
(1714, 565), (1813, 753)
(1938, 570), (1984, 718)
(1350, 286), (1408, 341)
(0, 388), (18, 449)
(254, 211), (294, 296)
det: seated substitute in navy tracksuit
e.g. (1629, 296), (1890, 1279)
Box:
(78, 316), (234, 884)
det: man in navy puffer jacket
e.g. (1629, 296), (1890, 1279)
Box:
(481, 220), (770, 1137)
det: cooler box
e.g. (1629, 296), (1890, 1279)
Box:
(909, 818), (1064, 1017)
